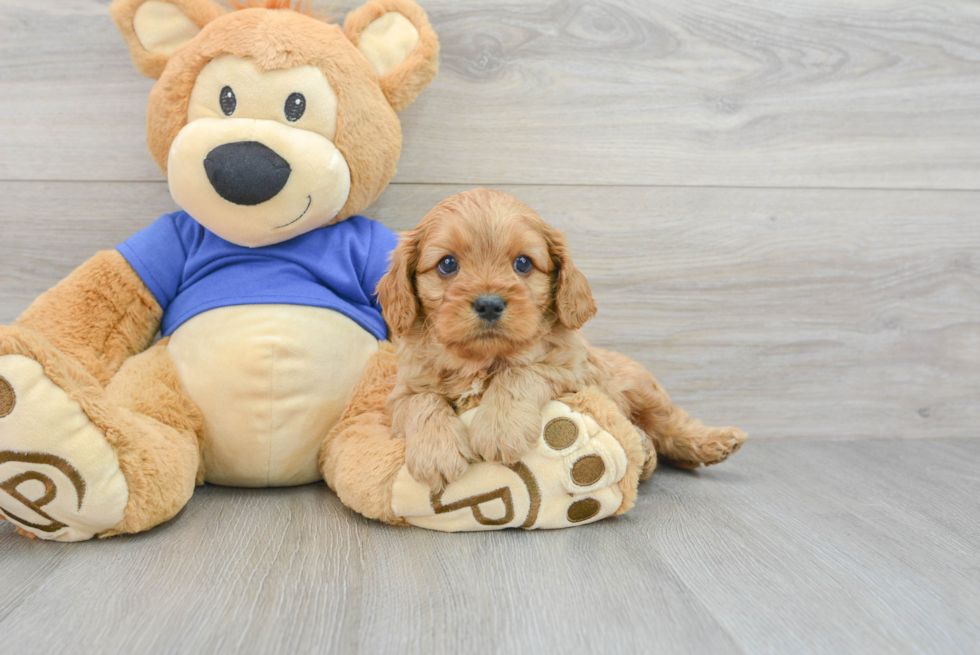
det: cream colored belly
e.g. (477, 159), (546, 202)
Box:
(166, 305), (379, 487)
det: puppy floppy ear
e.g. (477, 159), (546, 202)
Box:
(546, 225), (597, 330)
(110, 0), (225, 78)
(344, 0), (439, 112)
(377, 228), (423, 338)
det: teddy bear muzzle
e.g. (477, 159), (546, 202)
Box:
(167, 117), (352, 248)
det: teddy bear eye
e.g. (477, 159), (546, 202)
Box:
(514, 255), (533, 274)
(285, 92), (306, 122)
(219, 86), (236, 116)
(437, 255), (458, 276)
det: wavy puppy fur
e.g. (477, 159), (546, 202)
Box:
(377, 189), (747, 489)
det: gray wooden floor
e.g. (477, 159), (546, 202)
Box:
(1, 0), (979, 653)
(2, 439), (979, 654)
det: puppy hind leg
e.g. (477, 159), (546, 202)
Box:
(619, 365), (746, 469)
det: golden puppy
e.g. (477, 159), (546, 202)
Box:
(377, 189), (746, 489)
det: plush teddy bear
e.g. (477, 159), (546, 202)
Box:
(0, 0), (736, 541)
(0, 0), (444, 541)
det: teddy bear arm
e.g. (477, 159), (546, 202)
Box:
(14, 250), (162, 386)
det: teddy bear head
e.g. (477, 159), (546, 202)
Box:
(110, 0), (438, 247)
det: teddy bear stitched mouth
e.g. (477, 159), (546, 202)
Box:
(274, 195), (313, 230)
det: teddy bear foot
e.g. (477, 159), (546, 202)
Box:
(0, 353), (128, 541)
(390, 401), (631, 531)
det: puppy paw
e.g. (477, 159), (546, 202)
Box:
(405, 446), (469, 491)
(404, 418), (472, 491)
(706, 427), (746, 464)
(670, 427), (747, 469)
(467, 402), (541, 464)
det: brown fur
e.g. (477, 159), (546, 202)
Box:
(230, 0), (321, 16)
(101, 339), (204, 536)
(14, 250), (162, 386)
(377, 189), (746, 489)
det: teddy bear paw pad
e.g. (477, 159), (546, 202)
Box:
(0, 355), (128, 541)
(391, 401), (628, 532)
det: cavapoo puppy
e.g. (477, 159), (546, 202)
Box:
(377, 189), (746, 489)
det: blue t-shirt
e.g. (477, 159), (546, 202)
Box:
(117, 211), (398, 339)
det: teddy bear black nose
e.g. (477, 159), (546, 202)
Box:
(473, 294), (506, 323)
(203, 141), (291, 206)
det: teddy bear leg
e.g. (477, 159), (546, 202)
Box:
(0, 333), (201, 541)
(322, 347), (650, 531)
(558, 387), (657, 511)
(322, 418), (408, 526)
(100, 339), (203, 537)
(389, 391), (648, 531)
(319, 342), (407, 525)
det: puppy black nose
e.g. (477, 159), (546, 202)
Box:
(204, 141), (291, 206)
(473, 294), (506, 323)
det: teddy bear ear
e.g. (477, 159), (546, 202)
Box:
(344, 0), (440, 113)
(109, 0), (226, 79)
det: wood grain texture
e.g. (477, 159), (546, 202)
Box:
(2, 1), (979, 651)
(2, 0), (980, 188)
(2, 181), (977, 441)
(0, 438), (977, 654)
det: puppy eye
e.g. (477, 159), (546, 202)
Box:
(437, 255), (458, 276)
(285, 92), (306, 122)
(219, 86), (236, 116)
(513, 255), (533, 274)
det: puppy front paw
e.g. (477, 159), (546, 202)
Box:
(468, 402), (541, 464)
(404, 419), (472, 491)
